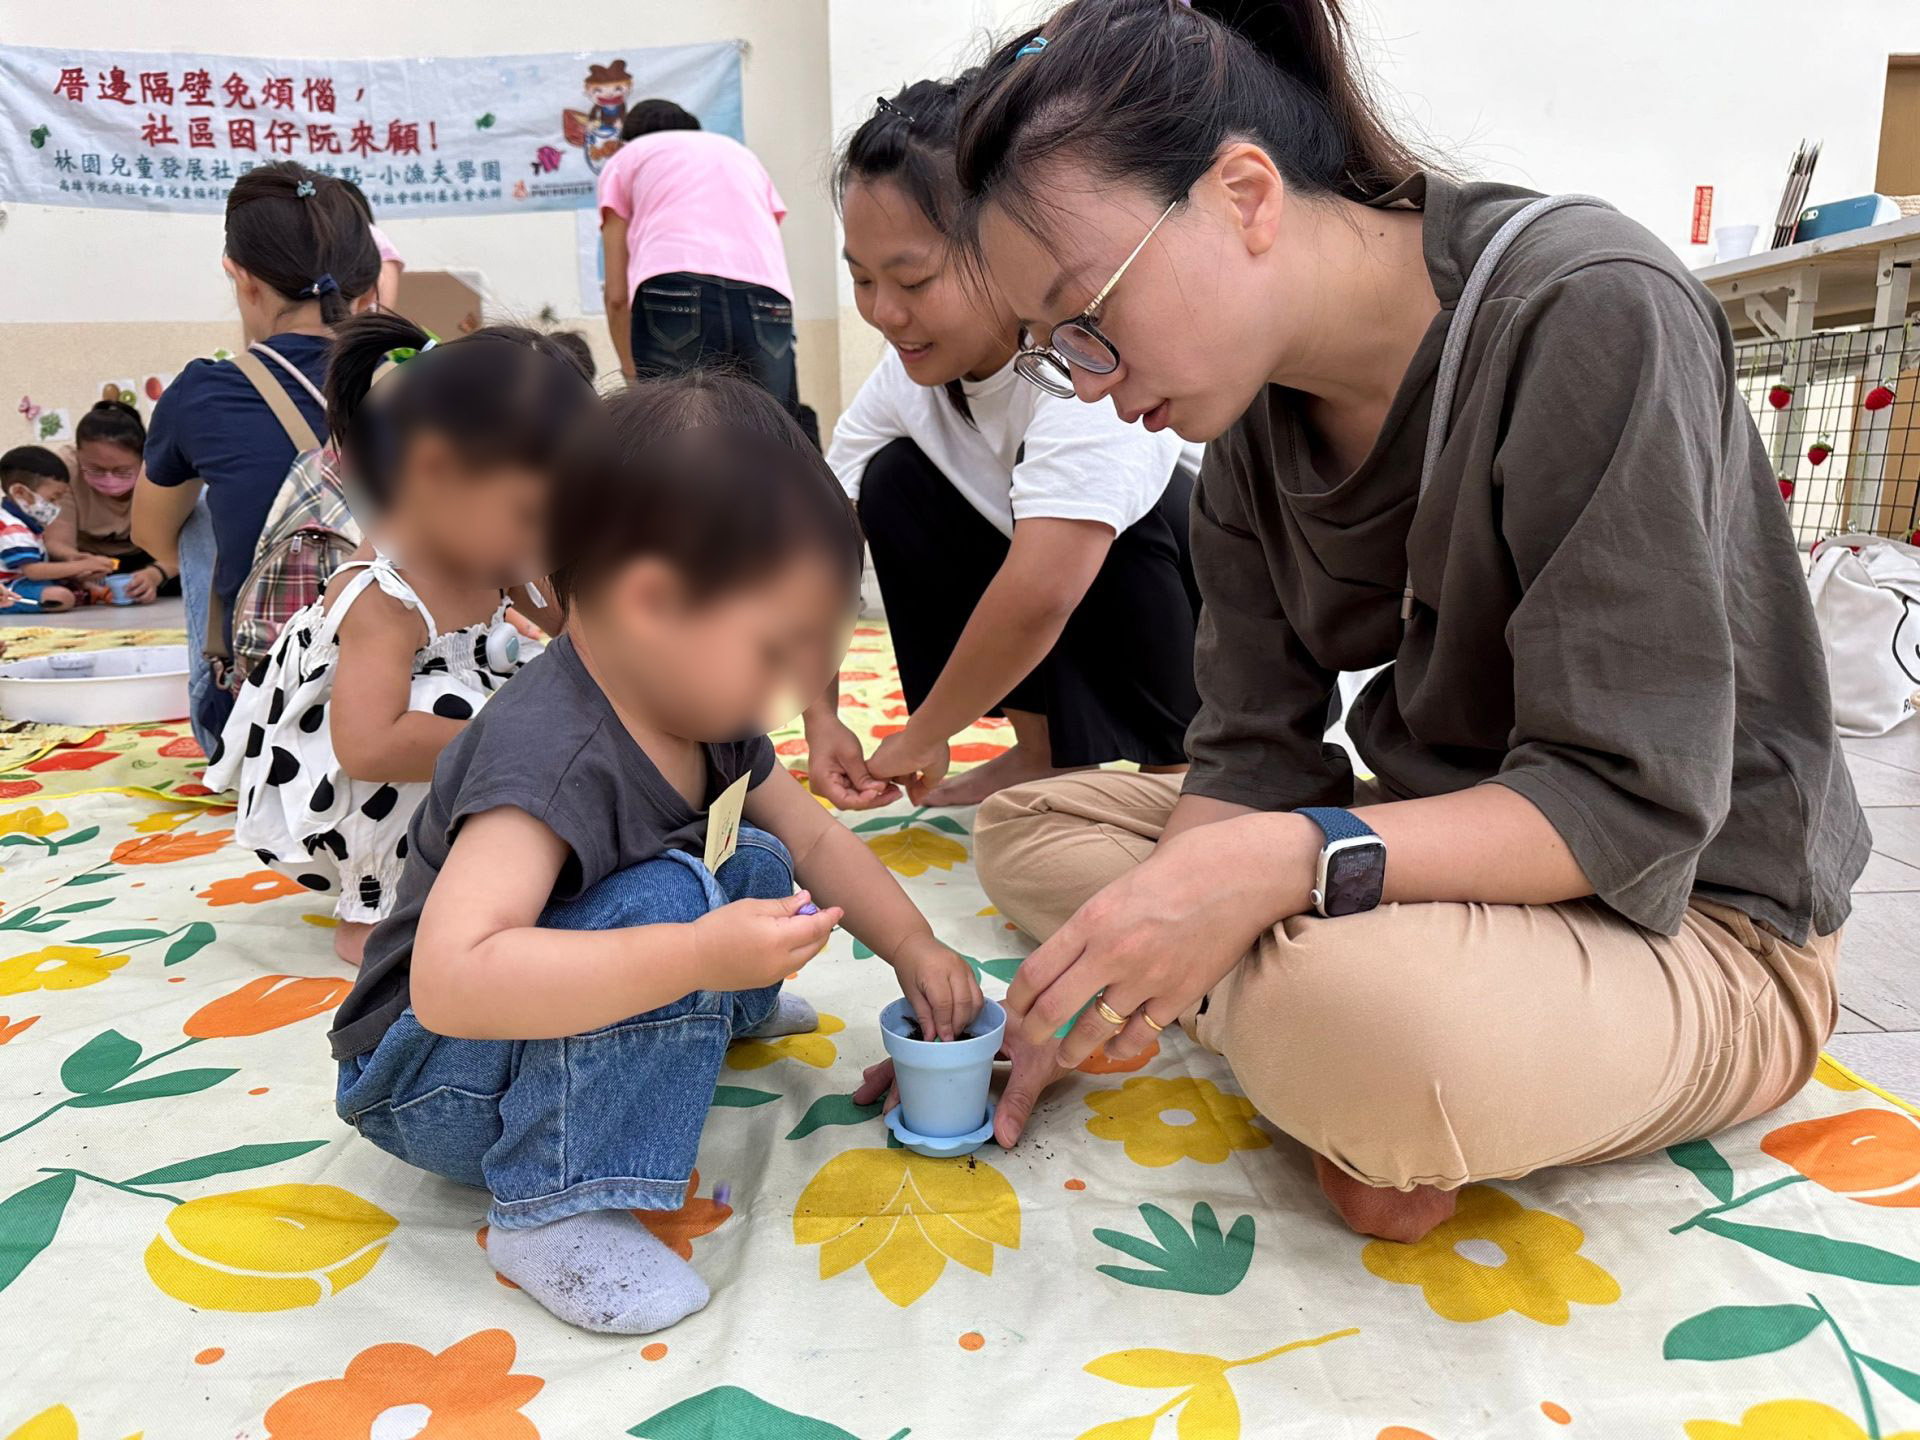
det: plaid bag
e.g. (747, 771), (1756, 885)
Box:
(228, 446), (362, 683)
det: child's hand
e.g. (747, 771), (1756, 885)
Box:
(692, 890), (843, 993)
(73, 554), (116, 578)
(891, 933), (984, 1041)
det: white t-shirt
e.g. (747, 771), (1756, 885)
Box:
(827, 350), (1200, 539)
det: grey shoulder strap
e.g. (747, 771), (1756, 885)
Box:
(1401, 193), (1613, 622)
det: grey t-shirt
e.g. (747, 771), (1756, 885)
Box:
(329, 636), (775, 1059)
(1185, 172), (1870, 942)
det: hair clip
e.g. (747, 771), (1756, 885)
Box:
(295, 179), (317, 198)
(370, 336), (440, 390)
(875, 95), (917, 126)
(1016, 35), (1049, 58)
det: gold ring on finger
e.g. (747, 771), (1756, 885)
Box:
(1095, 997), (1129, 1027)
(1140, 1011), (1166, 1033)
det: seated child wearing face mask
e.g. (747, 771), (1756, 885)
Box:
(0, 445), (114, 611)
(331, 369), (983, 1335)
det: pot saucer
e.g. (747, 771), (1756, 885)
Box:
(884, 1103), (996, 1159)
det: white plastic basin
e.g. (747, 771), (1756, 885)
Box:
(0, 645), (191, 726)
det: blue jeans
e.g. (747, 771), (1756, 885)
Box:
(336, 827), (793, 1228)
(629, 271), (799, 421)
(178, 495), (228, 753)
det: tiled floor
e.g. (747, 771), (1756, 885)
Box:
(1835, 724), (1920, 1098)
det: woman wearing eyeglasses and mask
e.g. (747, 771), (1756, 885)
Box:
(948, 0), (1868, 1243)
(801, 71), (1203, 812)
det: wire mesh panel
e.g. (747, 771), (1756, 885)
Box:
(1733, 322), (1920, 550)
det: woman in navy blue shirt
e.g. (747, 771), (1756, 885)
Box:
(138, 160), (379, 748)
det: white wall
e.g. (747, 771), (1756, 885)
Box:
(1350, 0), (1920, 260)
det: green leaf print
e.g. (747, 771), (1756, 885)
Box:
(852, 939), (875, 960)
(163, 922), (217, 966)
(921, 815), (967, 836)
(65, 1068), (236, 1108)
(45, 899), (112, 916)
(966, 956), (1023, 985)
(124, 1139), (330, 1186)
(1697, 1217), (1920, 1285)
(786, 1092), (882, 1140)
(1093, 1202), (1255, 1295)
(50, 826), (98, 851)
(1667, 1138), (1735, 1203)
(1862, 1354), (1920, 1405)
(59, 1029), (143, 1095)
(69, 929), (166, 945)
(1662, 1303), (1823, 1361)
(630, 1384), (900, 1439)
(0, 906), (41, 930)
(711, 1086), (780, 1109)
(849, 815), (909, 834)
(0, 1171), (77, 1293)
(63, 871), (117, 886)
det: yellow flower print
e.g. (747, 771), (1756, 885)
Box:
(128, 809), (196, 835)
(728, 1011), (844, 1070)
(4, 1407), (141, 1440)
(1083, 1076), (1272, 1167)
(866, 826), (968, 877)
(1686, 1399), (1920, 1440)
(0, 945), (130, 997)
(1076, 1330), (1357, 1440)
(1361, 1184), (1620, 1325)
(0, 807), (67, 838)
(794, 1146), (1020, 1307)
(145, 1183), (396, 1312)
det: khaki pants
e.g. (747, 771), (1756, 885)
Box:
(974, 771), (1840, 1192)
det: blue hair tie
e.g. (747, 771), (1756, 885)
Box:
(1016, 35), (1048, 58)
(304, 273), (339, 300)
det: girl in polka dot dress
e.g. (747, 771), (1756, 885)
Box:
(207, 312), (598, 965)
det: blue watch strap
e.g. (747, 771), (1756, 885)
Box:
(1294, 806), (1378, 844)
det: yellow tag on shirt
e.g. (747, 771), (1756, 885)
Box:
(703, 773), (751, 874)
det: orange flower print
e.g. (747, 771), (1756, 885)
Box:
(199, 871), (306, 906)
(1078, 1038), (1160, 1075)
(1763, 1108), (1920, 1207)
(264, 1328), (542, 1440)
(634, 1168), (733, 1259)
(111, 829), (234, 866)
(0, 1013), (38, 1044)
(184, 974), (352, 1038)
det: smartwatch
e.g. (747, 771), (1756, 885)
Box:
(1294, 807), (1386, 918)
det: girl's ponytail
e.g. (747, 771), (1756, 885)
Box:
(324, 310), (434, 500)
(956, 0), (1426, 244)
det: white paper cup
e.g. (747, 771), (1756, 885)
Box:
(1716, 224), (1760, 261)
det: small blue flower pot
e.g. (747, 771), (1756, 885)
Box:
(879, 997), (1005, 1143)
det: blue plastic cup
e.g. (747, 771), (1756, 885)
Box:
(104, 573), (138, 605)
(879, 997), (1006, 1139)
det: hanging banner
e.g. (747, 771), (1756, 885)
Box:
(0, 42), (743, 217)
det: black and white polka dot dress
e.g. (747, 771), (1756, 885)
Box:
(205, 555), (522, 923)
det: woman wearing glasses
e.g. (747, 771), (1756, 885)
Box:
(801, 72), (1203, 812)
(941, 0), (1868, 1243)
(61, 400), (173, 604)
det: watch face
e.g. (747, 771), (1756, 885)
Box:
(1323, 841), (1386, 916)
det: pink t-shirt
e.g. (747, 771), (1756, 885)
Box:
(596, 130), (792, 298)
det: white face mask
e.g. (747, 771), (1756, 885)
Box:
(11, 491), (60, 527)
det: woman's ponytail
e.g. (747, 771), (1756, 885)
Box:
(224, 160), (381, 324)
(956, 0), (1426, 242)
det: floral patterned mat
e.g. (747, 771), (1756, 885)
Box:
(2, 622), (1918, 1440)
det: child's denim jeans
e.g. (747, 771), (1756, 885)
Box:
(336, 827), (792, 1229)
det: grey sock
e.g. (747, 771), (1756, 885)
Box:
(739, 991), (818, 1039)
(489, 1209), (709, 1335)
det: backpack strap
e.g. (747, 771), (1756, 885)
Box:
(1401, 193), (1613, 624)
(230, 348), (323, 455)
(250, 340), (330, 412)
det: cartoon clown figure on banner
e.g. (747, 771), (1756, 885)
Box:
(563, 59), (632, 172)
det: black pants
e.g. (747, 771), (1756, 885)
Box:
(630, 271), (800, 421)
(857, 438), (1201, 769)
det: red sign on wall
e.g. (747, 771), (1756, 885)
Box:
(1691, 185), (1714, 244)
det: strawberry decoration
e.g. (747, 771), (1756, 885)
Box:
(1864, 382), (1896, 412)
(1768, 382), (1794, 409)
(1778, 476), (1795, 501)
(1807, 435), (1833, 466)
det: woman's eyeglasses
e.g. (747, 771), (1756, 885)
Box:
(80, 464), (139, 482)
(1014, 199), (1179, 399)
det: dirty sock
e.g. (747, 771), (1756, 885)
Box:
(739, 991), (818, 1039)
(488, 1210), (709, 1335)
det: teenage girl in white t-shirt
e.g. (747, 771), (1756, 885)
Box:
(803, 72), (1202, 810)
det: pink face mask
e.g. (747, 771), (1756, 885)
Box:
(81, 466), (138, 497)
